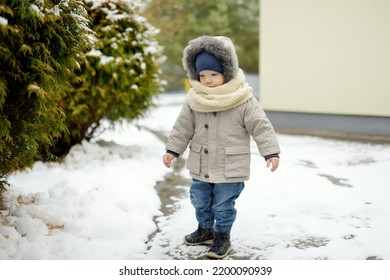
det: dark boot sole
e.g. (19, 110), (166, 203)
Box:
(206, 245), (232, 259)
(183, 238), (214, 246)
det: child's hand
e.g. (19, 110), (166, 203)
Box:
(163, 153), (175, 168)
(266, 157), (280, 172)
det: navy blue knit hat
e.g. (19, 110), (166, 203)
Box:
(195, 51), (224, 75)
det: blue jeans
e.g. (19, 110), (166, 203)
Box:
(189, 179), (245, 233)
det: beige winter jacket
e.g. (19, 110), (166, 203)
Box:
(165, 97), (281, 183)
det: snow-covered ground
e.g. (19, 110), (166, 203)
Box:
(1, 93), (390, 261)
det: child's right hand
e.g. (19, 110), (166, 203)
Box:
(163, 153), (175, 168)
(266, 157), (280, 172)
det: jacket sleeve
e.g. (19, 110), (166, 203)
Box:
(165, 102), (195, 155)
(244, 97), (281, 157)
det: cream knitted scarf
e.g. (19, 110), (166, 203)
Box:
(186, 69), (253, 113)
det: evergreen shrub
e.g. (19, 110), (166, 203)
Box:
(51, 0), (165, 156)
(0, 0), (93, 194)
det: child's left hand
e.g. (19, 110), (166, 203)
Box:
(266, 157), (280, 172)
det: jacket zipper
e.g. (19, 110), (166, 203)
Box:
(215, 112), (219, 182)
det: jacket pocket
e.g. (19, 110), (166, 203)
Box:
(225, 146), (250, 178)
(187, 143), (202, 175)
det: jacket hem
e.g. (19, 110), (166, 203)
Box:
(189, 172), (249, 184)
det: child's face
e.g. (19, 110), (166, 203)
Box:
(199, 70), (224, 87)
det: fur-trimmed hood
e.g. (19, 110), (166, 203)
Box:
(182, 35), (239, 83)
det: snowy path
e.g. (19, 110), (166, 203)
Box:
(143, 129), (390, 260)
(139, 94), (390, 260)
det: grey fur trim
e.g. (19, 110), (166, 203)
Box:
(182, 35), (239, 83)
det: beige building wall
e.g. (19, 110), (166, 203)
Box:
(260, 0), (390, 117)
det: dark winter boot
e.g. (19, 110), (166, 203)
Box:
(184, 227), (214, 246)
(206, 231), (231, 259)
